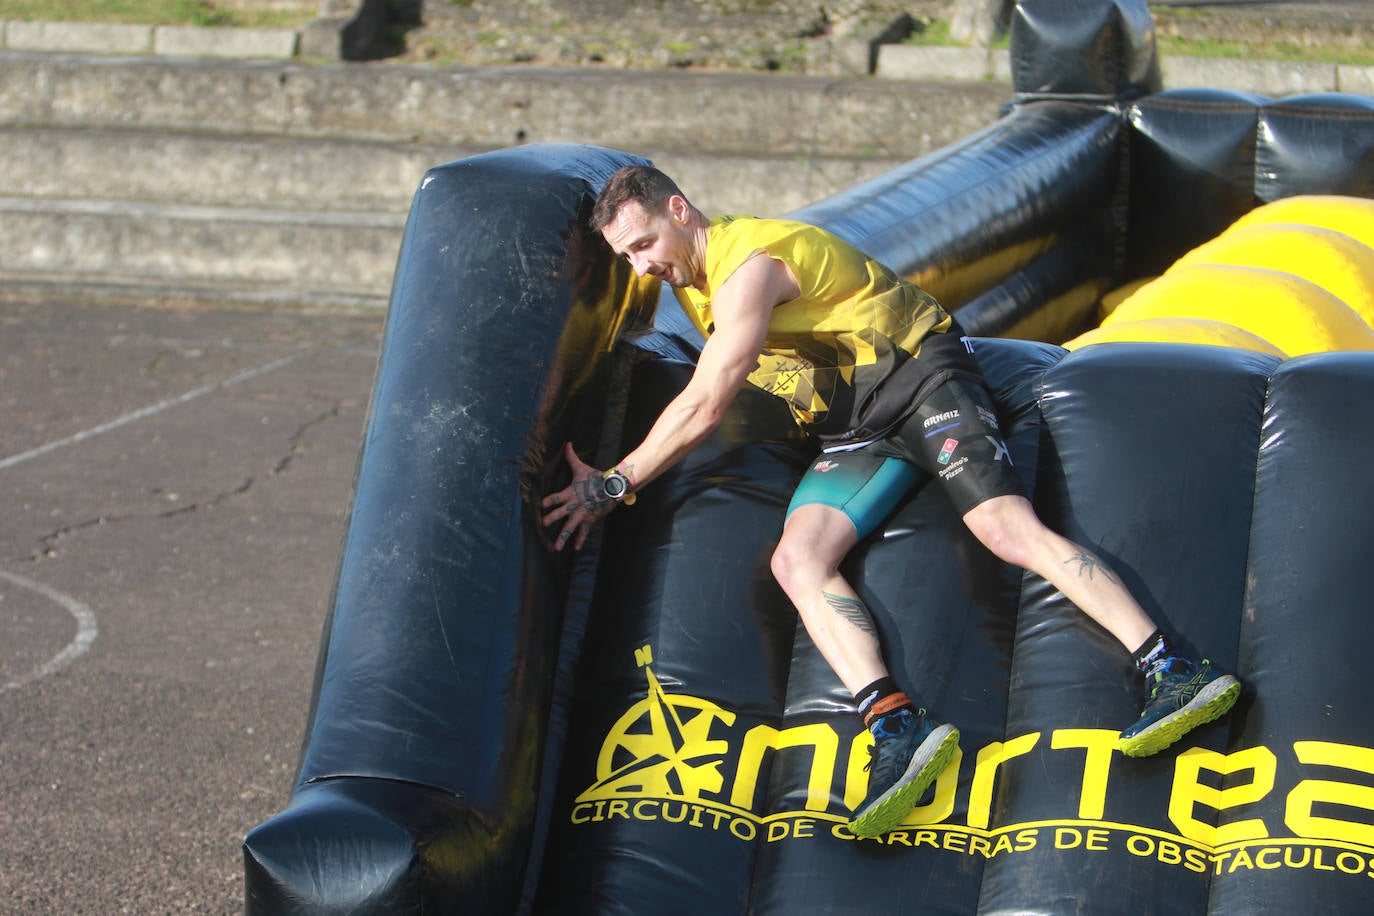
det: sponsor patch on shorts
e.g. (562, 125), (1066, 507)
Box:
(937, 438), (958, 465)
(923, 409), (960, 428)
(938, 456), (968, 481)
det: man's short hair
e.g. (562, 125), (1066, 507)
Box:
(591, 166), (685, 232)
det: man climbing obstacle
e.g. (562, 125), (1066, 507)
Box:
(541, 165), (1241, 837)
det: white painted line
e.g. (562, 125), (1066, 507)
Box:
(0, 568), (99, 693)
(0, 352), (303, 472)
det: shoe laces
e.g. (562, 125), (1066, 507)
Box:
(868, 706), (916, 741)
(1148, 657), (1214, 701)
(1145, 656), (1196, 696)
(864, 709), (922, 779)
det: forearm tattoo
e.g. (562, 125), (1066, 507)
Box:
(1064, 548), (1120, 584)
(823, 591), (877, 636)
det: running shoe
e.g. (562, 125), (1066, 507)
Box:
(848, 710), (959, 837)
(1118, 658), (1241, 757)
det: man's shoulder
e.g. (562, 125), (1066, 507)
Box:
(709, 215), (832, 249)
(711, 214), (813, 231)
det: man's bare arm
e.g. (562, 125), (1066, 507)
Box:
(542, 251), (799, 549)
(616, 251), (798, 488)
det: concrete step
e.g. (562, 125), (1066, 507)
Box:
(1, 20), (300, 60)
(0, 196), (405, 306)
(872, 44), (1374, 97)
(1, 126), (905, 219)
(0, 52), (1007, 159)
(0, 50), (1008, 310)
(0, 153), (908, 309)
(2, 126), (482, 213)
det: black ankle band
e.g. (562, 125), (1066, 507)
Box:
(1131, 629), (1168, 671)
(854, 676), (899, 718)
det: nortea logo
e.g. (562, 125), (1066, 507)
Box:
(568, 646), (1374, 880)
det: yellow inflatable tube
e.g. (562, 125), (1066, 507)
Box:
(1228, 195), (1374, 250)
(1170, 223), (1374, 327)
(1064, 317), (1286, 356)
(1096, 276), (1155, 322)
(1103, 264), (1374, 355)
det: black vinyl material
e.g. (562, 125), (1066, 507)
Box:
(243, 143), (659, 914)
(1010, 0), (1161, 101)
(791, 101), (1123, 335)
(978, 343), (1275, 915)
(1126, 90), (1374, 277)
(1219, 355), (1374, 914)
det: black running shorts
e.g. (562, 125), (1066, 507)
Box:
(787, 378), (1025, 536)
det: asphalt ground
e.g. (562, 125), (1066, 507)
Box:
(0, 296), (385, 913)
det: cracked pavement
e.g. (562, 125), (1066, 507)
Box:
(0, 297), (384, 912)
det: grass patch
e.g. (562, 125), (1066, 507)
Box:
(903, 15), (1371, 66)
(902, 19), (954, 48)
(1157, 35), (1374, 67)
(0, 0), (316, 29)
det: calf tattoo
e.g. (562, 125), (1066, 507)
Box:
(823, 591), (877, 635)
(1064, 548), (1120, 584)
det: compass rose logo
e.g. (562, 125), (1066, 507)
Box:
(576, 645), (736, 802)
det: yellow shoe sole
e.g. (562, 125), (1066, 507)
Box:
(848, 724), (960, 837)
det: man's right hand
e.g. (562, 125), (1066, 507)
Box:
(541, 442), (617, 552)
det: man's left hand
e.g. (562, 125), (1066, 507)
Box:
(542, 442), (616, 551)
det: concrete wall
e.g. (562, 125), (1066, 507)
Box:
(3, 16), (1367, 311)
(0, 51), (1008, 309)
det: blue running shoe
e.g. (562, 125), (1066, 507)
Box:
(1118, 658), (1240, 757)
(847, 709), (959, 837)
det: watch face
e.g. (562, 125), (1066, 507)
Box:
(604, 474), (628, 499)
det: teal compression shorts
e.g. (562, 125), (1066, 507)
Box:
(786, 453), (921, 541)
(786, 377), (1024, 539)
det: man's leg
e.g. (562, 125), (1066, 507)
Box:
(962, 494), (1240, 755)
(772, 464), (958, 837)
(894, 374), (1240, 757)
(770, 502), (883, 694)
(960, 494), (1156, 652)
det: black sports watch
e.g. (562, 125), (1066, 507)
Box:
(602, 469), (637, 505)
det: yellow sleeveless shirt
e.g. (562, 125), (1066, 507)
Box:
(673, 215), (977, 443)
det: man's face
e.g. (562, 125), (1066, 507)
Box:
(601, 198), (699, 289)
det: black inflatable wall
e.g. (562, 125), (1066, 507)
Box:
(1126, 90), (1374, 278)
(244, 1), (1374, 912)
(791, 101), (1122, 342)
(531, 339), (1374, 916)
(1010, 0), (1161, 101)
(242, 143), (659, 913)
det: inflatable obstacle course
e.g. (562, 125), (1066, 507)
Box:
(1172, 220), (1374, 324)
(1231, 193), (1374, 249)
(1065, 317), (1288, 357)
(1099, 261), (1374, 356)
(1068, 197), (1374, 355)
(244, 1), (1374, 913)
